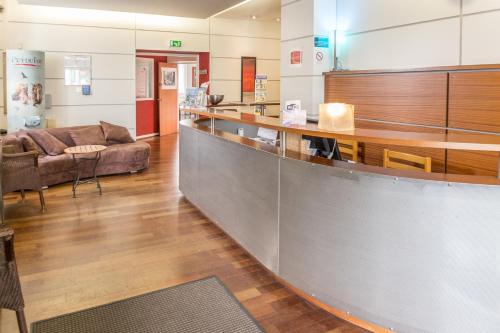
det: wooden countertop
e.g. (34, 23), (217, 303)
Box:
(180, 119), (500, 185)
(181, 107), (500, 152)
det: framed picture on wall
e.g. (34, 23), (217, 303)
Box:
(241, 57), (256, 102)
(64, 55), (92, 86)
(161, 67), (177, 90)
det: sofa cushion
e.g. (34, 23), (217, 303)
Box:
(38, 154), (75, 177)
(46, 126), (101, 147)
(99, 141), (150, 164)
(28, 130), (68, 156)
(18, 134), (46, 156)
(69, 126), (106, 146)
(100, 121), (134, 144)
(2, 134), (24, 153)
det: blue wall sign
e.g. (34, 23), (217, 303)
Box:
(82, 85), (91, 95)
(314, 36), (329, 48)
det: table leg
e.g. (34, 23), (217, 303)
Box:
(71, 153), (80, 198)
(93, 151), (102, 195)
(70, 151), (102, 197)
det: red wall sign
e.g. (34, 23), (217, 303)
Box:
(290, 50), (302, 65)
(242, 57), (256, 93)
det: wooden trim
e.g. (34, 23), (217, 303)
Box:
(185, 119), (500, 186)
(324, 64), (500, 76)
(136, 133), (159, 140)
(273, 276), (393, 333)
(183, 108), (500, 152)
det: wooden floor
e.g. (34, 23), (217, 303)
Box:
(0, 134), (368, 333)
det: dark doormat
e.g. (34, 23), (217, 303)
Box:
(32, 276), (265, 333)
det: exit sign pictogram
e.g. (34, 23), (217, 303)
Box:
(170, 40), (182, 48)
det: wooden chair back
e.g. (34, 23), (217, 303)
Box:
(338, 140), (359, 162)
(383, 149), (432, 173)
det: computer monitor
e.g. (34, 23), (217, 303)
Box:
(303, 136), (342, 161)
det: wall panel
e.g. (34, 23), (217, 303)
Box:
(462, 0), (500, 14)
(210, 18), (280, 39)
(341, 18), (460, 70)
(45, 53), (134, 79)
(210, 35), (280, 59)
(6, 0), (135, 29)
(462, 11), (500, 65)
(6, 22), (135, 54)
(281, 0), (314, 40)
(447, 150), (499, 177)
(325, 72), (448, 126)
(338, 0), (459, 33)
(257, 59), (280, 81)
(325, 66), (500, 176)
(210, 58), (241, 81)
(47, 104), (135, 131)
(46, 79), (134, 106)
(135, 14), (209, 34)
(210, 81), (241, 102)
(449, 71), (500, 132)
(136, 30), (209, 52)
(281, 37), (316, 77)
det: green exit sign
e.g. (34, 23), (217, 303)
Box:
(170, 40), (182, 48)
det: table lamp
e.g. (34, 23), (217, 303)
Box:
(318, 103), (355, 131)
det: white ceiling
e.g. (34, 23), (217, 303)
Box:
(18, 0), (247, 18)
(216, 0), (281, 21)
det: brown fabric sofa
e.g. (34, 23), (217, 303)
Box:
(5, 125), (150, 187)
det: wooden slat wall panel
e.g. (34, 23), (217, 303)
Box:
(355, 120), (446, 173)
(447, 150), (499, 177)
(449, 71), (500, 132)
(447, 71), (500, 176)
(325, 67), (500, 176)
(325, 73), (448, 126)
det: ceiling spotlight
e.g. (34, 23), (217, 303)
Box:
(251, 15), (257, 20)
(276, 17), (281, 22)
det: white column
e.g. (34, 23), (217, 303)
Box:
(280, 0), (336, 117)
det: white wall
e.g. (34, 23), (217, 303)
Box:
(0, 0), (280, 133)
(280, 0), (335, 116)
(337, 0), (500, 70)
(209, 18), (280, 102)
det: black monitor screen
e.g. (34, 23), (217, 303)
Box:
(304, 136), (342, 161)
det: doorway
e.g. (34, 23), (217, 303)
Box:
(135, 51), (210, 138)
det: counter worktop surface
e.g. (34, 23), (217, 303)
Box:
(181, 107), (500, 152)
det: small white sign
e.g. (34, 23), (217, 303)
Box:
(282, 100), (307, 126)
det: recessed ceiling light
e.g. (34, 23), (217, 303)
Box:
(251, 15), (257, 20)
(276, 17), (281, 22)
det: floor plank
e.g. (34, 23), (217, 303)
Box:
(0, 134), (369, 333)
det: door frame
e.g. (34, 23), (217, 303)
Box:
(135, 51), (202, 138)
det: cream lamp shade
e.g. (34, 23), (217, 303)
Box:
(318, 103), (355, 131)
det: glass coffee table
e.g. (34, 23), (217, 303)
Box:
(64, 145), (107, 198)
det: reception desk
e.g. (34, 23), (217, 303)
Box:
(179, 109), (500, 333)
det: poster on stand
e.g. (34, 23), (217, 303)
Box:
(6, 50), (46, 132)
(255, 74), (268, 103)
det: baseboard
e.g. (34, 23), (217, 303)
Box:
(136, 133), (159, 140)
